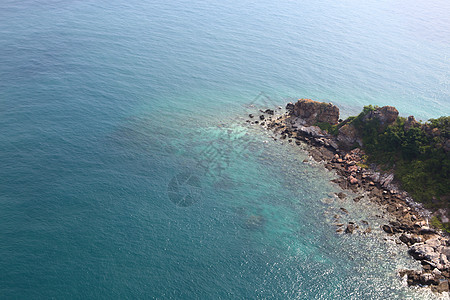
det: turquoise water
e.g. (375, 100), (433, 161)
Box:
(1, 0), (449, 298)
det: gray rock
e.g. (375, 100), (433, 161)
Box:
(425, 238), (441, 249)
(441, 246), (450, 258)
(298, 125), (326, 138)
(409, 243), (435, 260)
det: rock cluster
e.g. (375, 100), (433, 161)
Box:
(244, 98), (450, 294)
(399, 235), (450, 292)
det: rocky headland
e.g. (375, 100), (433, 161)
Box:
(245, 98), (450, 294)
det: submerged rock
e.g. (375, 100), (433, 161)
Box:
(345, 224), (355, 234)
(382, 225), (393, 234)
(244, 215), (265, 230)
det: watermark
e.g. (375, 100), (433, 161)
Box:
(167, 92), (283, 207)
(167, 172), (202, 207)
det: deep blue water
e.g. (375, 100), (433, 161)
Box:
(1, 0), (449, 298)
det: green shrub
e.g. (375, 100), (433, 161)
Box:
(342, 106), (450, 209)
(430, 216), (450, 234)
(315, 122), (339, 136)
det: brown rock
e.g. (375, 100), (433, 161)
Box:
(291, 99), (339, 125)
(347, 165), (358, 173)
(363, 106), (399, 126)
(348, 176), (358, 185)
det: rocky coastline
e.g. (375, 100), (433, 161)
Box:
(245, 99), (450, 294)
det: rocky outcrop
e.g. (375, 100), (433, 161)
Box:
(362, 106), (399, 127)
(337, 124), (361, 149)
(290, 99), (339, 126)
(404, 116), (420, 131)
(336, 105), (399, 149)
(400, 234), (450, 292)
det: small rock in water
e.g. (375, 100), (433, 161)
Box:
(336, 192), (346, 199)
(382, 224), (393, 234)
(249, 114), (254, 118)
(345, 224), (355, 234)
(353, 196), (363, 202)
(340, 207), (349, 214)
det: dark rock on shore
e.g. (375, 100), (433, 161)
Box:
(345, 224), (355, 234)
(285, 102), (294, 112)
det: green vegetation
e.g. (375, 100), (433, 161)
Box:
(430, 216), (450, 233)
(318, 106), (449, 231)
(315, 106), (377, 136)
(354, 108), (449, 231)
(355, 111), (449, 207)
(315, 121), (339, 135)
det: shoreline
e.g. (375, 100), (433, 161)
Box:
(245, 103), (450, 294)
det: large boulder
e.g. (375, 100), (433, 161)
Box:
(291, 99), (339, 125)
(337, 124), (362, 149)
(409, 243), (441, 265)
(362, 106), (399, 126)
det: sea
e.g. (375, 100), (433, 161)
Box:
(1, 0), (449, 299)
